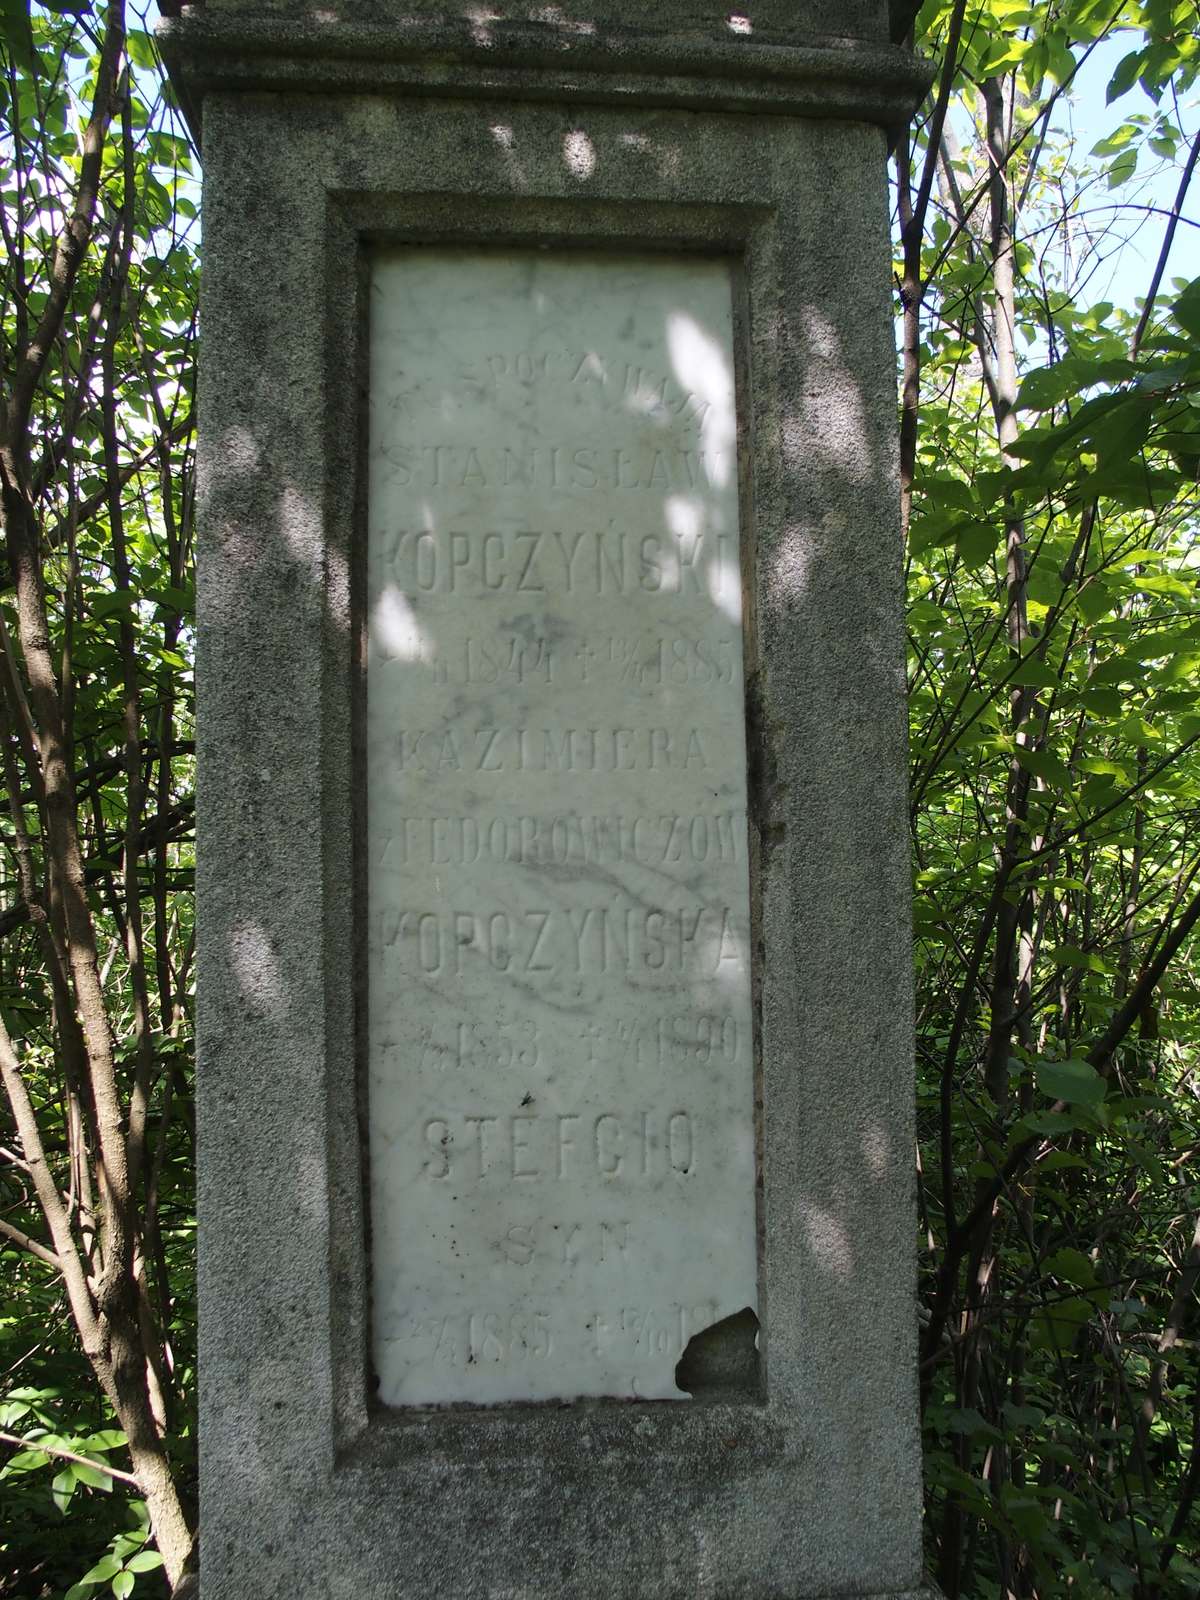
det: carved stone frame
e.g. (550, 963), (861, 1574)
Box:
(334, 203), (771, 1429)
(188, 50), (930, 1600)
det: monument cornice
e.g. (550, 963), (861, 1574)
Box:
(158, 11), (932, 141)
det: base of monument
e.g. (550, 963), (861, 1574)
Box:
(842, 1587), (942, 1599)
(809, 1587), (941, 1599)
(830, 1590), (940, 1599)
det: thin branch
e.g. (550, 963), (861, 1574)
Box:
(1, 5), (126, 464)
(0, 1215), (60, 1268)
(0, 1428), (139, 1486)
(1131, 122), (1200, 358)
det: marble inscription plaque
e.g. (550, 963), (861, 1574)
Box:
(367, 250), (757, 1405)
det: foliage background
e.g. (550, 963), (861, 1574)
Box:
(899, 2), (1200, 1594)
(1, 3), (196, 1594)
(0, 1), (1199, 1597)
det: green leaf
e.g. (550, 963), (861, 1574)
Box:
(1044, 35), (1076, 86)
(1107, 148), (1138, 188)
(1017, 356), (1134, 411)
(126, 29), (158, 71)
(1083, 394), (1155, 461)
(68, 1459), (111, 1490)
(82, 1556), (123, 1584)
(1090, 122), (1137, 157)
(947, 1406), (1003, 1440)
(51, 1466), (77, 1512)
(92, 591), (138, 619)
(1016, 1109), (1101, 1137)
(1037, 1058), (1107, 1105)
(1075, 460), (1178, 509)
(125, 1552), (164, 1573)
(1113, 546), (1169, 566)
(1075, 582), (1114, 623)
(112, 1572), (135, 1600)
(984, 35), (1030, 73)
(1044, 1246), (1099, 1288)
(1078, 757), (1130, 782)
(1014, 746), (1072, 787)
(83, 1430), (126, 1452)
(1173, 278), (1200, 338)
(1010, 657), (1060, 689)
(1031, 1294), (1093, 1352)
(1134, 571), (1192, 597)
(1049, 944), (1108, 974)
(1106, 47), (1144, 103)
(909, 507), (972, 555)
(1038, 1151), (1089, 1172)
(954, 520), (998, 567)
(145, 585), (193, 612)
(1003, 1402), (1045, 1429)
(0, 0), (34, 74)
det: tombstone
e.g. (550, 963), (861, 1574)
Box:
(161, 2), (934, 1594)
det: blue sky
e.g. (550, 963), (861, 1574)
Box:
(1052, 33), (1199, 313)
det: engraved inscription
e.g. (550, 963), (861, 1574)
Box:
(387, 726), (710, 774)
(380, 905), (745, 978)
(381, 525), (731, 595)
(367, 250), (757, 1406)
(382, 633), (741, 687)
(416, 1110), (697, 1183)
(382, 1310), (555, 1369)
(381, 811), (745, 867)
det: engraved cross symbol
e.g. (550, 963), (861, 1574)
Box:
(573, 637), (601, 682)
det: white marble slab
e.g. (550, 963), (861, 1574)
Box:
(367, 249), (757, 1406)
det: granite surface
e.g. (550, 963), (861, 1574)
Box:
(181, 0), (934, 1592)
(197, 0), (888, 32)
(159, 2), (930, 135)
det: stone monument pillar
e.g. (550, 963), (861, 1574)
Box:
(161, 3), (933, 1595)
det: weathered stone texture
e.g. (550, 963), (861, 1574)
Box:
(169, 2), (934, 1594)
